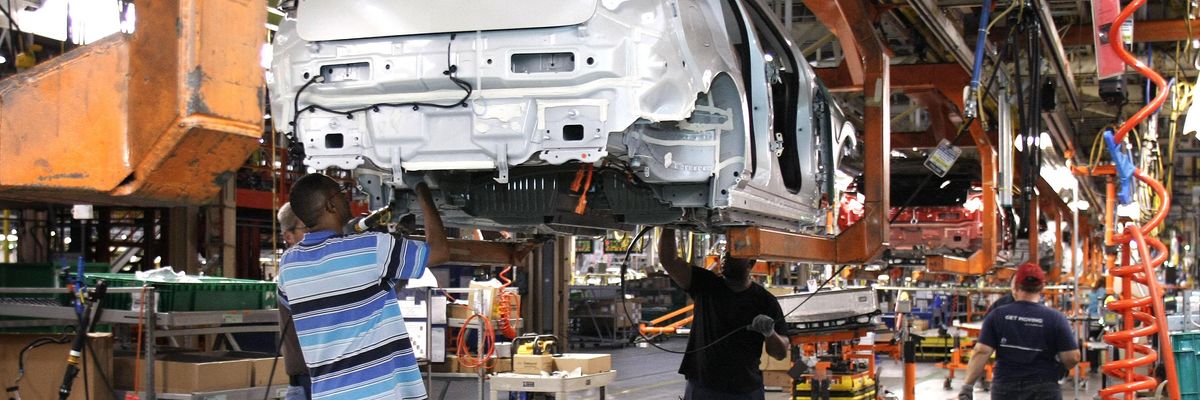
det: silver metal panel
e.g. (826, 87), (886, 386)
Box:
(777, 287), (878, 323)
(271, 0), (853, 232)
(295, 0), (599, 42)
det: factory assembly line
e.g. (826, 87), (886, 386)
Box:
(0, 0), (1195, 399)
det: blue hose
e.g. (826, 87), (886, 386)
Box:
(969, 0), (994, 92)
(964, 0), (993, 118)
(1103, 129), (1135, 205)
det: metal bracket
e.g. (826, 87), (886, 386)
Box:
(390, 146), (406, 186)
(494, 144), (509, 184)
(771, 132), (785, 156)
(356, 172), (388, 210)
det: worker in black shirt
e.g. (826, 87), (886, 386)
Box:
(959, 262), (1080, 400)
(658, 229), (789, 399)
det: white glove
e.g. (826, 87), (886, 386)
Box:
(750, 315), (776, 337)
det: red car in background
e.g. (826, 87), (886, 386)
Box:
(839, 188), (986, 262)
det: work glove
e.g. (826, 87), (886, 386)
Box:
(750, 314), (776, 337)
(958, 384), (973, 400)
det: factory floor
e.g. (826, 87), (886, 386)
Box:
(440, 338), (1106, 399)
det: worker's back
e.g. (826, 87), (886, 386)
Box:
(978, 301), (1075, 383)
(278, 230), (430, 400)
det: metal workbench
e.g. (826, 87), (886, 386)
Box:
(0, 287), (282, 400)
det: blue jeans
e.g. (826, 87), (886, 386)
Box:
(684, 381), (765, 400)
(990, 379), (1062, 400)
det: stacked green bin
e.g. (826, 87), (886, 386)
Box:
(1174, 332), (1200, 400)
(80, 273), (277, 312)
(0, 262), (111, 332)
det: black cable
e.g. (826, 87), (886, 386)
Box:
(264, 314), (294, 400)
(81, 328), (89, 400)
(286, 33), (473, 141)
(11, 335), (71, 396)
(782, 264), (852, 318)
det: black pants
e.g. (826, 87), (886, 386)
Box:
(684, 381), (765, 400)
(991, 380), (1062, 400)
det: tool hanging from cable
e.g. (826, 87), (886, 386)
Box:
(1091, 0), (1182, 398)
(58, 278), (109, 400)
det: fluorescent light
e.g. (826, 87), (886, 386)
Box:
(940, 180), (951, 189)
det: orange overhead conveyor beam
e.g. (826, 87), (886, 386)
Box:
(0, 0), (265, 206)
(730, 0), (891, 264)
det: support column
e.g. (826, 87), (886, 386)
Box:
(167, 206), (199, 274)
(17, 209), (49, 262)
(212, 179), (237, 277)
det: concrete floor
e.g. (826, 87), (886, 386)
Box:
(439, 337), (1105, 399)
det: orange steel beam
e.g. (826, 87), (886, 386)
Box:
(639, 304), (695, 335)
(814, 63), (966, 93)
(914, 67), (1001, 278)
(803, 0), (888, 86)
(1050, 211), (1063, 282)
(730, 0), (889, 264)
(1062, 19), (1200, 46)
(0, 0), (264, 206)
(444, 239), (537, 266)
(926, 254), (986, 275)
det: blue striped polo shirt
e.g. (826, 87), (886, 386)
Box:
(278, 230), (429, 400)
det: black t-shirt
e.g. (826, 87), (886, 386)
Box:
(985, 293), (1015, 315)
(978, 301), (1078, 383)
(679, 266), (787, 394)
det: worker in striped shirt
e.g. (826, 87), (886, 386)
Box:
(279, 174), (449, 400)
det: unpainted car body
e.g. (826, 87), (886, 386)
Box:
(269, 0), (856, 233)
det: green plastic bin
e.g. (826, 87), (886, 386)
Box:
(1173, 331), (1200, 400)
(0, 262), (110, 333)
(80, 273), (276, 312)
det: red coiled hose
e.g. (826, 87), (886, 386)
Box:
(1098, 3), (1181, 397)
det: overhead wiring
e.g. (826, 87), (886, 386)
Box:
(286, 33), (473, 143)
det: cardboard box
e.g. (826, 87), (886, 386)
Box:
(116, 353), (253, 393)
(763, 370), (793, 389)
(0, 333), (113, 400)
(513, 354), (554, 374)
(250, 357), (291, 387)
(553, 353), (611, 374)
(203, 351), (288, 388)
(448, 304), (473, 320)
(431, 355), (459, 373)
(759, 345), (791, 371)
(492, 357), (513, 373)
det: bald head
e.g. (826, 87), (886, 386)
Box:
(289, 173), (350, 233)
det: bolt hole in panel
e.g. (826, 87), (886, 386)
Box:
(325, 133), (344, 148)
(563, 124), (584, 141)
(511, 53), (575, 73)
(321, 62), (371, 83)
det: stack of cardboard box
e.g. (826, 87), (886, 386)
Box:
(112, 351), (288, 394)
